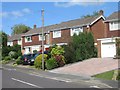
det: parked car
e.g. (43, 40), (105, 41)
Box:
(21, 54), (36, 65)
(29, 53), (40, 65)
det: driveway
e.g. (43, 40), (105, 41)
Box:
(49, 58), (119, 77)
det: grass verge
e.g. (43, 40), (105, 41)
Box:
(93, 70), (114, 80)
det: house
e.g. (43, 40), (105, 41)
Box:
(97, 11), (120, 58)
(22, 10), (106, 55)
(7, 34), (22, 46)
(21, 25), (52, 54)
(49, 10), (105, 46)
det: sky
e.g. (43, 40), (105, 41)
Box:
(0, 1), (119, 35)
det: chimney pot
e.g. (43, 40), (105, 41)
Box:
(99, 10), (104, 15)
(34, 25), (36, 29)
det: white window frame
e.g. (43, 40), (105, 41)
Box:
(39, 34), (45, 41)
(71, 27), (83, 36)
(7, 41), (13, 46)
(25, 36), (32, 42)
(17, 39), (21, 45)
(109, 21), (120, 31)
(53, 30), (61, 38)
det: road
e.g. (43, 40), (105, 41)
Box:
(1, 66), (101, 89)
(0, 66), (118, 90)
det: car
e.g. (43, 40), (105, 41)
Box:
(21, 54), (36, 65)
(29, 53), (40, 65)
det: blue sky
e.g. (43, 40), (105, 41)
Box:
(1, 2), (119, 35)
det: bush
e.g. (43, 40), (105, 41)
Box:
(51, 46), (65, 56)
(8, 51), (18, 59)
(16, 56), (23, 65)
(4, 56), (12, 61)
(54, 55), (65, 67)
(64, 32), (97, 64)
(45, 57), (58, 70)
(116, 70), (120, 80)
(34, 54), (48, 69)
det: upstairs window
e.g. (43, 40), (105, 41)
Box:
(53, 30), (61, 38)
(109, 21), (120, 31)
(39, 34), (45, 41)
(25, 36), (32, 42)
(71, 27), (83, 36)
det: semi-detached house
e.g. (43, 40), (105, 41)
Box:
(22, 10), (106, 55)
(8, 10), (120, 58)
(97, 11), (120, 58)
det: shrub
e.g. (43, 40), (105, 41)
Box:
(8, 51), (18, 59)
(34, 54), (48, 69)
(16, 56), (23, 65)
(45, 57), (58, 70)
(4, 56), (12, 61)
(64, 32), (97, 64)
(116, 70), (120, 80)
(51, 46), (65, 56)
(54, 55), (65, 67)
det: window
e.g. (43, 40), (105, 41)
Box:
(39, 34), (45, 41)
(53, 30), (61, 38)
(109, 21), (120, 31)
(17, 39), (21, 45)
(71, 27), (83, 36)
(25, 36), (32, 42)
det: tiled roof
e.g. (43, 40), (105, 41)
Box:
(23, 15), (102, 36)
(8, 34), (22, 41)
(106, 11), (120, 21)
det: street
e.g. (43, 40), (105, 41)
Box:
(1, 66), (98, 88)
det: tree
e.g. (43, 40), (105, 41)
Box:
(11, 24), (31, 35)
(0, 31), (8, 47)
(81, 11), (99, 18)
(64, 32), (97, 64)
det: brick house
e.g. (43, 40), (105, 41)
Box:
(97, 11), (120, 58)
(22, 10), (106, 54)
(49, 10), (105, 46)
(21, 25), (53, 54)
(7, 34), (22, 46)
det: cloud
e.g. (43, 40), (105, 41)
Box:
(54, 0), (105, 7)
(1, 8), (32, 18)
(0, 12), (9, 17)
(22, 8), (31, 13)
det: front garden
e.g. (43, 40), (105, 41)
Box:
(2, 32), (98, 70)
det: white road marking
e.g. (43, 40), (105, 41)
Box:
(30, 73), (72, 82)
(11, 78), (42, 88)
(86, 81), (113, 88)
(2, 67), (16, 71)
(90, 85), (100, 88)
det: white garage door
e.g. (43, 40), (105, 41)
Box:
(101, 42), (116, 58)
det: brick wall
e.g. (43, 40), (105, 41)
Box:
(105, 22), (120, 38)
(50, 28), (72, 44)
(90, 18), (105, 43)
(22, 35), (46, 47)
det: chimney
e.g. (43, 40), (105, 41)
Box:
(99, 10), (104, 15)
(33, 24), (37, 29)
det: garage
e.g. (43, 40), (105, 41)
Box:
(98, 38), (117, 58)
(101, 42), (116, 58)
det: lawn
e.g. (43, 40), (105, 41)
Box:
(93, 70), (114, 80)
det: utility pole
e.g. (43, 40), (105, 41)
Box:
(41, 9), (44, 70)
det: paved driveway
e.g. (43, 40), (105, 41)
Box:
(50, 58), (119, 77)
